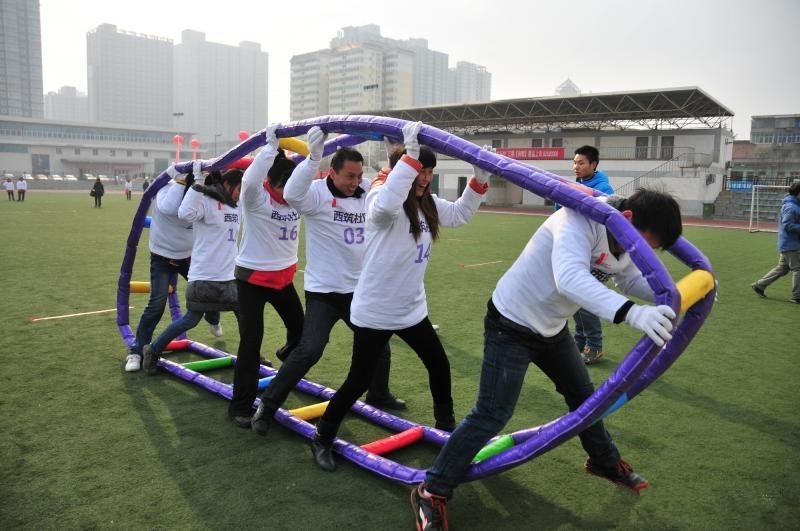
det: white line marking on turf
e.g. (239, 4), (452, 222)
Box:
(29, 306), (133, 323)
(462, 260), (503, 269)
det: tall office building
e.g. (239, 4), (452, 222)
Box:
(290, 25), (491, 120)
(87, 24), (173, 128)
(452, 62), (491, 103)
(0, 0), (43, 118)
(173, 30), (268, 153)
(44, 86), (88, 122)
(290, 51), (330, 119)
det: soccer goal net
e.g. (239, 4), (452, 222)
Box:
(748, 185), (786, 233)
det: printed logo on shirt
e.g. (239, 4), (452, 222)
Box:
(332, 210), (366, 224)
(409, 219), (431, 234)
(271, 210), (300, 222)
(224, 213), (239, 223)
(590, 267), (613, 283)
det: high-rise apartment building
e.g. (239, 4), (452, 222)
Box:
(87, 24), (173, 128)
(290, 25), (491, 120)
(44, 86), (88, 123)
(290, 51), (330, 119)
(173, 30), (268, 152)
(0, 0), (43, 118)
(452, 62), (491, 103)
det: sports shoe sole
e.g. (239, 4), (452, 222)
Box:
(584, 464), (648, 493)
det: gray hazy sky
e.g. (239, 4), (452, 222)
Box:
(40, 0), (799, 137)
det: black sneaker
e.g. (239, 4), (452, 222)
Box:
(229, 414), (252, 429)
(310, 434), (336, 471)
(751, 284), (766, 298)
(250, 402), (272, 436)
(584, 458), (649, 492)
(275, 344), (291, 362)
(365, 393), (407, 410)
(410, 483), (449, 531)
(791, 299), (799, 304)
(142, 344), (160, 375)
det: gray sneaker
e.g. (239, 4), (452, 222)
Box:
(582, 346), (604, 365)
(142, 344), (160, 375)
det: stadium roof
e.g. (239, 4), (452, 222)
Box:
(359, 86), (734, 135)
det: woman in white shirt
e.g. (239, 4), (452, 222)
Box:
(311, 122), (490, 471)
(227, 126), (319, 426)
(142, 164), (242, 373)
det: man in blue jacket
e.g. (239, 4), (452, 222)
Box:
(752, 181), (800, 303)
(572, 145), (614, 363)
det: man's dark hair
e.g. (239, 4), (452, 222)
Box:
(574, 145), (600, 165)
(620, 187), (682, 249)
(330, 147), (364, 172)
(788, 182), (800, 196)
(267, 149), (297, 188)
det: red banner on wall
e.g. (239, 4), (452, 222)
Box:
(496, 147), (565, 160)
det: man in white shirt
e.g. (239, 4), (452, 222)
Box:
(250, 136), (405, 437)
(411, 188), (683, 530)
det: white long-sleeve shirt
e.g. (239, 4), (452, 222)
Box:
(236, 146), (311, 272)
(283, 166), (370, 294)
(350, 158), (484, 330)
(178, 187), (240, 282)
(492, 200), (655, 337)
(148, 180), (194, 259)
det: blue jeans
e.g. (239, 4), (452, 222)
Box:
(132, 253), (219, 355)
(573, 307), (603, 350)
(149, 309), (204, 353)
(424, 300), (620, 499)
(260, 291), (395, 414)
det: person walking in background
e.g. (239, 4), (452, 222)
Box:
(4, 177), (14, 201)
(751, 181), (800, 304)
(124, 177), (133, 200)
(142, 163), (243, 374)
(16, 176), (27, 202)
(570, 145), (614, 364)
(309, 122), (489, 472)
(410, 188), (683, 530)
(227, 126), (308, 427)
(142, 178), (150, 192)
(91, 176), (104, 208)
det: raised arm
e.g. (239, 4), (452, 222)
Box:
(241, 124), (280, 211)
(283, 126), (326, 212)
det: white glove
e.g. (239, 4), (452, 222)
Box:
(307, 126), (326, 161)
(264, 123), (280, 150)
(402, 121), (422, 160)
(625, 304), (676, 347)
(473, 145), (495, 185)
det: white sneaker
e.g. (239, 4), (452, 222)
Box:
(209, 323), (223, 337)
(432, 324), (440, 331)
(125, 354), (142, 372)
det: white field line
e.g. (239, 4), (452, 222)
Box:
(29, 306), (133, 323)
(462, 260), (503, 269)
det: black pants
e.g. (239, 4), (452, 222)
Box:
(318, 317), (450, 439)
(260, 291), (395, 413)
(228, 279), (304, 417)
(94, 194), (102, 207)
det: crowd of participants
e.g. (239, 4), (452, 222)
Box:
(123, 122), (686, 531)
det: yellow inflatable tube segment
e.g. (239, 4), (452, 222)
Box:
(675, 270), (715, 313)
